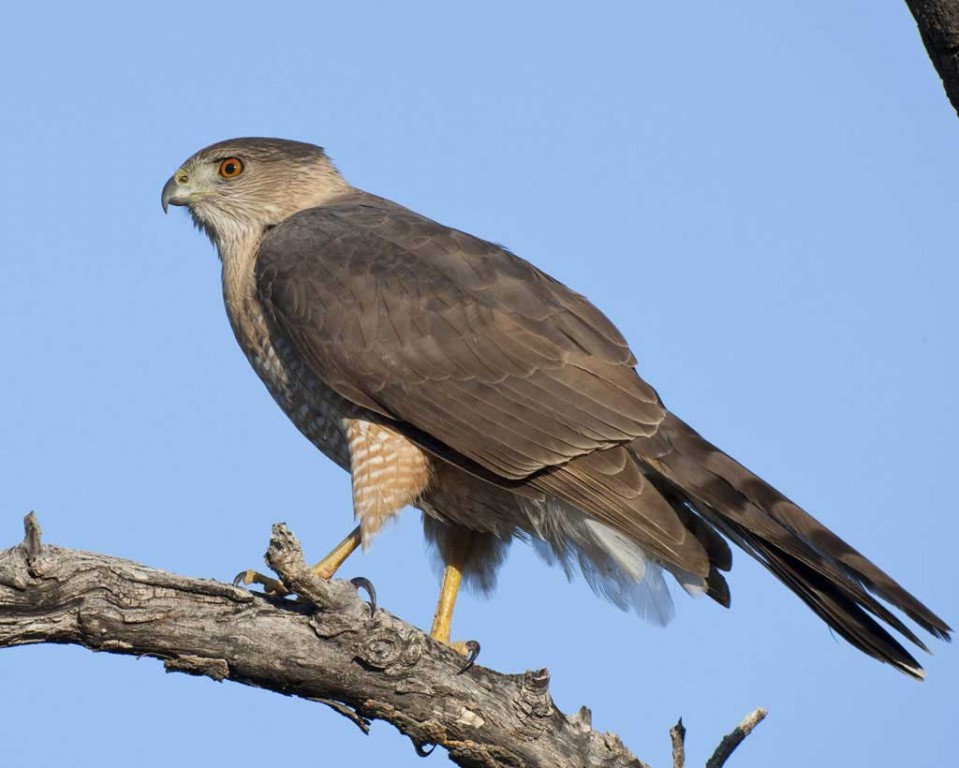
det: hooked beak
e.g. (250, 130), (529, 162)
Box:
(161, 172), (196, 213)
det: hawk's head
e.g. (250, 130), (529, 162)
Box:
(161, 137), (349, 248)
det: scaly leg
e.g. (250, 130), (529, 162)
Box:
(429, 532), (481, 672)
(311, 525), (362, 579)
(430, 556), (463, 644)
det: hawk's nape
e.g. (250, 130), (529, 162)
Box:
(163, 137), (951, 678)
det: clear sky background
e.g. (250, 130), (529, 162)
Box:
(1, 3), (956, 766)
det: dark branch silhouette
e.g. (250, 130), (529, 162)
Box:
(906, 0), (959, 117)
(0, 514), (764, 768)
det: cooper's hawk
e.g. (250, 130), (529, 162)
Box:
(162, 137), (949, 677)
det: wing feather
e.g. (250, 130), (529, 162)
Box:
(256, 193), (663, 480)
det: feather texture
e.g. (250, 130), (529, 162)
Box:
(252, 189), (950, 676)
(168, 138), (949, 678)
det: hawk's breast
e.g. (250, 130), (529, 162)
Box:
(223, 263), (361, 472)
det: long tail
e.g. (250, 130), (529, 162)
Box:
(635, 412), (951, 679)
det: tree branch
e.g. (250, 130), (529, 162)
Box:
(0, 514), (764, 767)
(706, 708), (767, 768)
(670, 718), (687, 768)
(905, 0), (959, 117)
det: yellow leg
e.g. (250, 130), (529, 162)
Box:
(429, 539), (481, 671)
(310, 525), (362, 580)
(430, 557), (464, 644)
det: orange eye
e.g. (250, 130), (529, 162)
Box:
(218, 157), (244, 178)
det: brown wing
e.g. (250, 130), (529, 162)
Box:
(255, 194), (718, 579)
(255, 192), (664, 481)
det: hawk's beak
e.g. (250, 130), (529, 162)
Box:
(161, 173), (195, 214)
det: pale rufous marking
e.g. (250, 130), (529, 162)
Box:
(344, 418), (434, 545)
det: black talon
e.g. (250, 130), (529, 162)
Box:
(414, 742), (436, 757)
(349, 576), (376, 616)
(232, 571), (249, 588)
(457, 640), (481, 674)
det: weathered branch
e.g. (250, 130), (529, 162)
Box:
(0, 514), (764, 767)
(670, 719), (687, 768)
(706, 708), (767, 768)
(905, 0), (959, 117)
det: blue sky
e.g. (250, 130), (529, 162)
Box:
(1, 2), (955, 766)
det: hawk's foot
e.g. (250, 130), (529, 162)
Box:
(428, 630), (481, 673)
(232, 569), (375, 614)
(348, 575), (377, 616)
(232, 525), (364, 597)
(232, 568), (289, 596)
(233, 533), (375, 616)
(450, 639), (481, 673)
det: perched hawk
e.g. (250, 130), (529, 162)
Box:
(162, 137), (949, 677)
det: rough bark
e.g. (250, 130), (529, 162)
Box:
(0, 514), (763, 768)
(906, 0), (959, 117)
